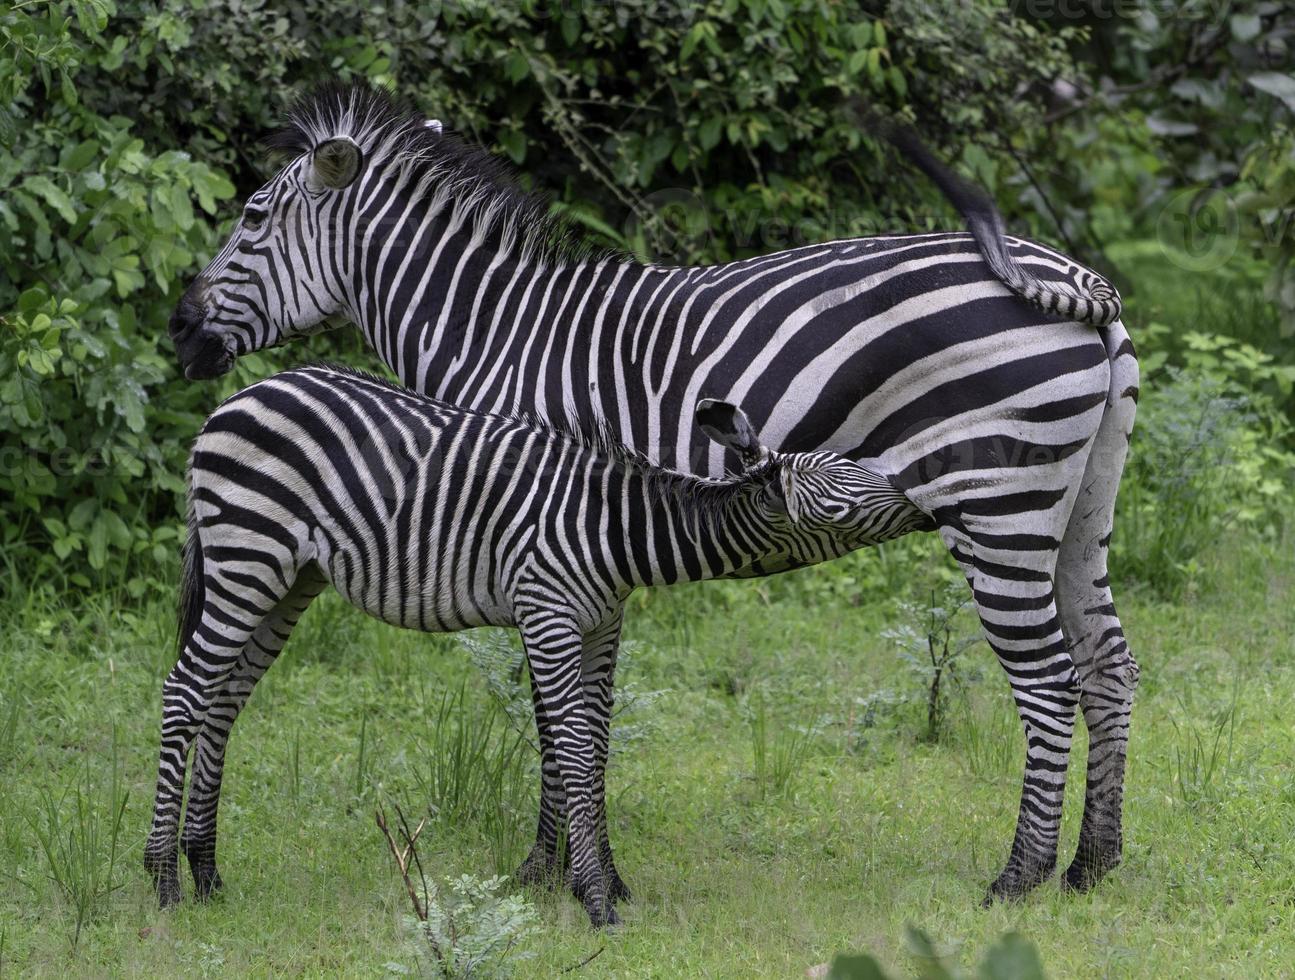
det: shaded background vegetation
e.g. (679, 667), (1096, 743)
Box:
(3, 3), (1295, 973)
(2, 0), (1293, 599)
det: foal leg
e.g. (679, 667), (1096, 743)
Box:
(515, 674), (569, 889)
(145, 562), (290, 906)
(181, 566), (326, 897)
(581, 609), (630, 902)
(517, 604), (614, 927)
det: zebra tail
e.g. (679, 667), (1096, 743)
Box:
(176, 498), (204, 657)
(874, 116), (1122, 328)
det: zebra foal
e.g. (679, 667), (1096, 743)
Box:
(144, 364), (929, 926)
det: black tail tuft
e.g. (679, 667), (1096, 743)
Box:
(851, 102), (1122, 327)
(176, 502), (204, 656)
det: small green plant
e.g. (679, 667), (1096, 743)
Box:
(0, 694), (19, 768)
(882, 587), (984, 742)
(376, 807), (538, 979)
(26, 728), (129, 945)
(747, 689), (816, 799)
(957, 696), (1021, 782)
(285, 725), (303, 802)
(825, 926), (1045, 979)
(412, 682), (531, 825)
(1170, 681), (1241, 809)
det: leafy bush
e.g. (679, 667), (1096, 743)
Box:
(1115, 332), (1295, 596)
(377, 807), (538, 979)
(2, 0), (1291, 596)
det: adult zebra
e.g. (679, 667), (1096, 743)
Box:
(168, 83), (1139, 904)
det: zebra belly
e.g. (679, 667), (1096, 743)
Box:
(314, 538), (512, 635)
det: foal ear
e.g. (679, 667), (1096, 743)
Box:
(695, 399), (767, 466)
(308, 136), (363, 191)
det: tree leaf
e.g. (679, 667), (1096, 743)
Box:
(1247, 72), (1295, 113)
(1230, 13), (1261, 41)
(977, 932), (1045, 980)
(22, 175), (79, 225)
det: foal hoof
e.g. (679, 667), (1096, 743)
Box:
(157, 877), (183, 909)
(587, 903), (621, 929)
(192, 866), (224, 901)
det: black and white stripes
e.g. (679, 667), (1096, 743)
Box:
(167, 83), (1140, 905)
(143, 365), (928, 925)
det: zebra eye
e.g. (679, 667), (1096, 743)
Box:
(818, 501), (852, 521)
(243, 207), (268, 231)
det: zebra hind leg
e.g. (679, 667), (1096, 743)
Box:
(180, 566), (326, 899)
(145, 568), (288, 907)
(1057, 331), (1140, 891)
(940, 520), (1081, 903)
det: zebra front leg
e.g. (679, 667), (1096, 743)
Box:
(582, 609), (631, 903)
(181, 570), (324, 898)
(515, 672), (569, 890)
(943, 525), (1080, 903)
(518, 607), (616, 927)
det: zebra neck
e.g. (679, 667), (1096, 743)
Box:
(628, 475), (779, 588)
(346, 224), (681, 409)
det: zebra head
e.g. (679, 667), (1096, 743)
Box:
(168, 126), (367, 379)
(695, 399), (928, 563)
(170, 85), (464, 380)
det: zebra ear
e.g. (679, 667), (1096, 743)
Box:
(695, 399), (766, 466)
(308, 136), (363, 191)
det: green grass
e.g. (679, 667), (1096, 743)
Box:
(1, 535), (1294, 977)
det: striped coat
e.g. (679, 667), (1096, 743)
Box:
(168, 84), (1139, 904)
(144, 365), (928, 925)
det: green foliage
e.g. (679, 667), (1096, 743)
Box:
(827, 928), (1046, 979)
(1, 0), (238, 591)
(377, 805), (538, 978)
(746, 687), (817, 799)
(1114, 327), (1294, 596)
(1, 0), (1291, 596)
(23, 727), (128, 946)
(403, 873), (538, 979)
(881, 586), (984, 743)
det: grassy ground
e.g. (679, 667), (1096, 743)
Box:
(1, 534), (1293, 978)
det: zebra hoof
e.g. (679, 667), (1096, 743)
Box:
(586, 901), (621, 929)
(1061, 845), (1121, 893)
(514, 853), (566, 891)
(157, 876), (183, 909)
(191, 865), (224, 900)
(607, 873), (632, 904)
(984, 856), (1056, 905)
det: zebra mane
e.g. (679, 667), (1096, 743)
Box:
(263, 82), (599, 265)
(509, 407), (782, 539)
